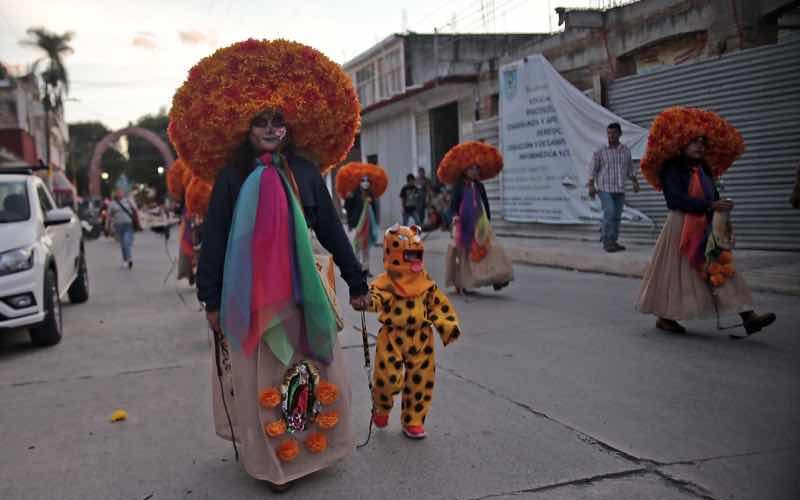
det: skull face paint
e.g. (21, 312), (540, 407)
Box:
(249, 110), (289, 153)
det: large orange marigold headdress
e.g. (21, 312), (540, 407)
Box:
(334, 162), (389, 199)
(168, 38), (360, 183)
(437, 141), (503, 185)
(185, 176), (213, 217)
(640, 107), (745, 189)
(166, 158), (190, 201)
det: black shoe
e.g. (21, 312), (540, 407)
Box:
(493, 282), (509, 291)
(614, 242), (626, 251)
(128, 260), (133, 269)
(604, 244), (620, 253)
(741, 312), (776, 335)
(656, 318), (686, 333)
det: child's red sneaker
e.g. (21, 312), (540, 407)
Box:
(402, 425), (426, 439)
(372, 413), (389, 428)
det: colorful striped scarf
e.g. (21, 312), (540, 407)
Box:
(220, 154), (338, 365)
(353, 194), (379, 253)
(679, 166), (714, 271)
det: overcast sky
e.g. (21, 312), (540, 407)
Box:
(0, 0), (603, 130)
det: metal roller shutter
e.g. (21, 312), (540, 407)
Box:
(608, 35), (800, 250)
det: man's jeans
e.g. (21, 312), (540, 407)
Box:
(115, 222), (134, 262)
(598, 191), (624, 245)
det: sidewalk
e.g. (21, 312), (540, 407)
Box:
(422, 230), (800, 296)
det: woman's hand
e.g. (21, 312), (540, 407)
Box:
(349, 294), (370, 311)
(712, 199), (735, 212)
(206, 310), (221, 333)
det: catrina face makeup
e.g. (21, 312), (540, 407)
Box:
(360, 176), (371, 191)
(685, 136), (707, 161)
(249, 110), (288, 153)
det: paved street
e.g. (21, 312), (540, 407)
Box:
(1, 231), (798, 500)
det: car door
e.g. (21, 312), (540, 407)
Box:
(35, 181), (73, 295)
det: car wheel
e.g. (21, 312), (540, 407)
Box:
(30, 267), (63, 346)
(68, 249), (90, 303)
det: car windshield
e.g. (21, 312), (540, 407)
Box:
(0, 181), (31, 223)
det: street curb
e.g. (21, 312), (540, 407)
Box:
(424, 241), (800, 297)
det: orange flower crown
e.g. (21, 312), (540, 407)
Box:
(185, 177), (213, 217)
(437, 141), (503, 185)
(166, 159), (190, 201)
(640, 107), (745, 190)
(168, 38), (360, 184)
(335, 162), (389, 199)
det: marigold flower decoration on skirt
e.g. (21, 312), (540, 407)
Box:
(185, 176), (213, 217)
(334, 162), (389, 200)
(168, 38), (360, 183)
(436, 141), (504, 185)
(166, 158), (189, 202)
(640, 107), (745, 190)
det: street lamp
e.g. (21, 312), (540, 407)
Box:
(156, 166), (165, 175)
(100, 172), (110, 181)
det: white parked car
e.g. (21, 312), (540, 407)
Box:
(0, 167), (89, 346)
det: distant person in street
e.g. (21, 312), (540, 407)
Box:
(587, 122), (640, 253)
(790, 161), (800, 209)
(636, 107), (775, 338)
(338, 163), (388, 277)
(416, 166), (432, 227)
(439, 141), (513, 295)
(106, 186), (138, 269)
(400, 173), (421, 225)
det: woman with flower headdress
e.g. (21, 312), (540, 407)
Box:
(636, 107), (775, 337)
(170, 39), (369, 491)
(438, 141), (514, 295)
(337, 162), (388, 277)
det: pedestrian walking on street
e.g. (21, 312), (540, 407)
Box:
(106, 186), (139, 269)
(400, 174), (422, 226)
(174, 39), (369, 493)
(337, 162), (389, 277)
(438, 141), (513, 295)
(636, 107), (775, 337)
(416, 166), (432, 227)
(587, 122), (640, 252)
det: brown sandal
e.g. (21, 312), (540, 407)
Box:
(656, 318), (686, 334)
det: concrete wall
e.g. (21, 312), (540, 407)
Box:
(502, 0), (795, 92)
(404, 34), (548, 86)
(360, 111), (414, 226)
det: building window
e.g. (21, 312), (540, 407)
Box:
(377, 49), (403, 100)
(356, 64), (376, 108)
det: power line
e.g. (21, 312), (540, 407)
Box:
(460, 0), (528, 32)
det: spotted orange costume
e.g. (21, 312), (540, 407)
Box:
(367, 225), (461, 437)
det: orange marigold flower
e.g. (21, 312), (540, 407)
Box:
(640, 107), (744, 190)
(259, 388), (281, 409)
(185, 177), (213, 217)
(264, 419), (287, 438)
(707, 262), (723, 275)
(276, 439), (300, 462)
(335, 162), (389, 199)
(168, 39), (360, 184)
(304, 432), (327, 454)
(316, 381), (339, 405)
(721, 264), (736, 277)
(166, 159), (190, 201)
(437, 141), (503, 185)
(718, 250), (733, 265)
(317, 411), (339, 430)
(710, 273), (726, 287)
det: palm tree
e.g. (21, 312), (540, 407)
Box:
(20, 27), (74, 170)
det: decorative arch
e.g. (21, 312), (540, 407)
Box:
(88, 126), (175, 197)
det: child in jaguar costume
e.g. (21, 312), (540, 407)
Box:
(367, 224), (462, 439)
